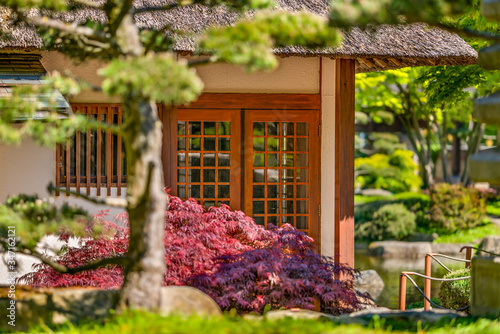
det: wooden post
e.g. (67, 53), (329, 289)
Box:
(424, 255), (432, 310)
(334, 59), (356, 268)
(399, 273), (407, 310)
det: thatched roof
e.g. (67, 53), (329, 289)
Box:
(0, 0), (477, 72)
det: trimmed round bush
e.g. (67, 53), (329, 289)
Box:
(438, 268), (470, 312)
(356, 203), (416, 241)
(428, 183), (487, 234)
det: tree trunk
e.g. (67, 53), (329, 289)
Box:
(451, 122), (462, 178)
(461, 121), (485, 186)
(116, 99), (167, 311)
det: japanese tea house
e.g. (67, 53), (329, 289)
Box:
(0, 1), (477, 267)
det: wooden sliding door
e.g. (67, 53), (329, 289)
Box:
(243, 110), (320, 240)
(169, 94), (321, 244)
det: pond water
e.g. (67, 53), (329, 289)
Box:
(355, 251), (466, 309)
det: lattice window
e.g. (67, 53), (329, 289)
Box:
(176, 109), (241, 209)
(56, 104), (126, 196)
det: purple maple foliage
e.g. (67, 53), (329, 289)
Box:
(21, 195), (360, 314)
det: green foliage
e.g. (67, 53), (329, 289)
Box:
(0, 195), (93, 250)
(2, 0), (68, 11)
(100, 55), (204, 105)
(355, 203), (416, 242)
(355, 149), (422, 193)
(486, 197), (500, 217)
(427, 183), (487, 234)
(330, 0), (473, 28)
(406, 298), (441, 309)
(370, 133), (406, 155)
(201, 10), (342, 72)
(438, 268), (471, 311)
(355, 192), (429, 223)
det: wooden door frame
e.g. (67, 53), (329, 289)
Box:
(334, 59), (356, 268)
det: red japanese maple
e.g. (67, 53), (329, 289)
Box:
(21, 195), (359, 314)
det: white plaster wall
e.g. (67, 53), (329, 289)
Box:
(40, 52), (320, 98)
(0, 131), (126, 218)
(320, 58), (336, 257)
(192, 56), (320, 93)
(40, 51), (118, 103)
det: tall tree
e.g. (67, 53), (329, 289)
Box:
(0, 0), (340, 311)
(354, 0), (500, 188)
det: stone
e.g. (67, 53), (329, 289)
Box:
(368, 241), (432, 258)
(0, 293), (48, 332)
(479, 236), (500, 255)
(360, 189), (393, 197)
(431, 243), (472, 256)
(333, 307), (466, 326)
(478, 43), (500, 72)
(354, 270), (384, 300)
(51, 288), (117, 324)
(355, 270), (384, 288)
(471, 256), (500, 317)
(355, 292), (378, 310)
(467, 147), (500, 185)
(265, 309), (335, 321)
(482, 0), (500, 21)
(159, 286), (222, 317)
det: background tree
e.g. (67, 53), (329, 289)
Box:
(0, 0), (341, 311)
(354, 0), (500, 189)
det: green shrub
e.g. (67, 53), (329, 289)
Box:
(438, 268), (471, 312)
(355, 149), (422, 194)
(355, 203), (416, 241)
(427, 183), (487, 234)
(355, 192), (430, 226)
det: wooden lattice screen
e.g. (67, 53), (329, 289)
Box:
(56, 104), (126, 196)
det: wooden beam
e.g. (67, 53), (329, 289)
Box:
(427, 58), (437, 66)
(334, 59), (355, 268)
(161, 105), (178, 195)
(389, 57), (402, 67)
(181, 93), (320, 110)
(357, 58), (375, 68)
(373, 58), (388, 68)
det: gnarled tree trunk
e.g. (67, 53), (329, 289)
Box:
(116, 99), (166, 311)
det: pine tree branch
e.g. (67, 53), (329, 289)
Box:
(435, 23), (500, 43)
(24, 251), (127, 274)
(26, 15), (112, 44)
(47, 183), (128, 208)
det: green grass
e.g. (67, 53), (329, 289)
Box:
(433, 222), (500, 244)
(354, 192), (429, 205)
(487, 199), (500, 217)
(26, 311), (500, 334)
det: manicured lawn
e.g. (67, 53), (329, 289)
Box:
(28, 312), (500, 334)
(433, 222), (500, 244)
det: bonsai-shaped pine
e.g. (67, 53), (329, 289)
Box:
(0, 0), (342, 312)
